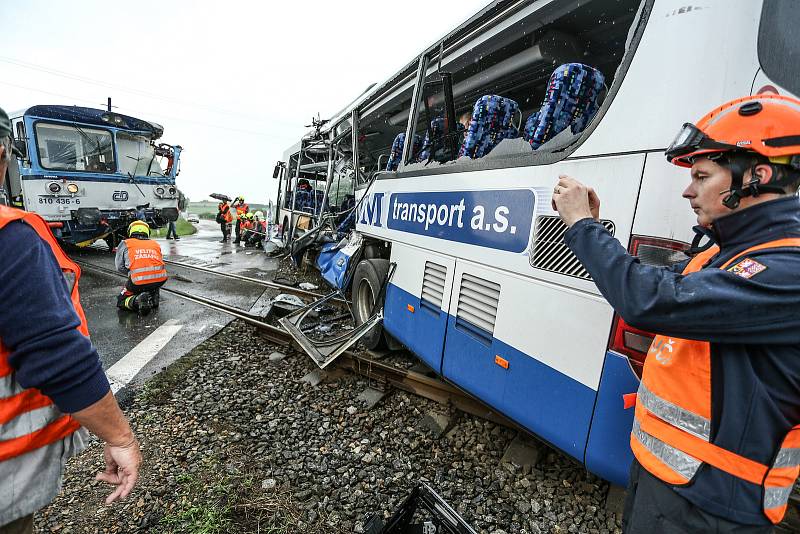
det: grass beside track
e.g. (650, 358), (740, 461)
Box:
(151, 217), (197, 238)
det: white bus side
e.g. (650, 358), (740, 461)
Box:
(351, 0), (797, 486)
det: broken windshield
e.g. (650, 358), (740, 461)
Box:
(117, 131), (165, 177)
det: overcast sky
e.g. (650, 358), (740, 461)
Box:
(2, 1), (489, 204)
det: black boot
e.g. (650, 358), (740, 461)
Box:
(136, 292), (153, 316)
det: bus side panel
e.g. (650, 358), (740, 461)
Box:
(442, 261), (612, 461)
(583, 153), (699, 484)
(584, 351), (640, 486)
(384, 242), (456, 372)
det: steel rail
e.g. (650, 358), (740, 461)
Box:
(73, 257), (505, 426)
(72, 259), (291, 338)
(162, 258), (330, 300)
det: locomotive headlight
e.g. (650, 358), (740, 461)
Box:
(156, 186), (165, 195)
(48, 182), (62, 194)
(168, 187), (176, 195)
(66, 183), (79, 194)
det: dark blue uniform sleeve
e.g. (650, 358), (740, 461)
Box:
(564, 218), (800, 344)
(0, 221), (109, 412)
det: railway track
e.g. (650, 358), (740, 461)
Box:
(71, 258), (511, 426)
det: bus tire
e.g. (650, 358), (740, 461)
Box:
(353, 258), (389, 350)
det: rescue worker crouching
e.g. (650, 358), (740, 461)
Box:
(232, 196), (249, 244)
(552, 94), (800, 532)
(115, 221), (167, 316)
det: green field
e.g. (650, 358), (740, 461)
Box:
(152, 217), (198, 238)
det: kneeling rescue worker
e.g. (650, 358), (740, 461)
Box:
(115, 220), (167, 316)
(552, 94), (800, 532)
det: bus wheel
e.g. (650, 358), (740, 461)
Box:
(353, 258), (389, 350)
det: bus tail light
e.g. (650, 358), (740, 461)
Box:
(609, 315), (652, 378)
(607, 235), (690, 378)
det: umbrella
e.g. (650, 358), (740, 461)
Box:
(210, 193), (232, 202)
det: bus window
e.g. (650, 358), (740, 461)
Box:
(357, 84), (413, 174)
(35, 122), (115, 173)
(402, 0), (642, 173)
(758, 0), (800, 97)
(327, 139), (355, 211)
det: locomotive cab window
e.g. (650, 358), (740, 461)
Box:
(34, 122), (115, 173)
(402, 0), (644, 174)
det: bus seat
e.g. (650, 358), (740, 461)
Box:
(417, 117), (444, 162)
(418, 117), (466, 163)
(458, 95), (520, 159)
(294, 189), (314, 212)
(523, 63), (605, 150)
(385, 133), (422, 171)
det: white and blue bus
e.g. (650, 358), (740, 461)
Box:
(6, 105), (182, 246)
(283, 0), (798, 488)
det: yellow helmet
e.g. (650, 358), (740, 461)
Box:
(128, 220), (150, 237)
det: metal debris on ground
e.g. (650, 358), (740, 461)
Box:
(299, 282), (319, 290)
(363, 483), (478, 534)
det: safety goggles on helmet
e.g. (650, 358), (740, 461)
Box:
(665, 123), (741, 165)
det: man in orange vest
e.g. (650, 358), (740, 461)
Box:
(232, 196), (249, 244)
(216, 200), (233, 242)
(553, 95), (800, 532)
(115, 220), (168, 316)
(0, 107), (141, 533)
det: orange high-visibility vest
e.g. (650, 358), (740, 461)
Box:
(219, 203), (233, 223)
(0, 206), (84, 461)
(235, 204), (249, 219)
(631, 237), (800, 524)
(124, 238), (167, 285)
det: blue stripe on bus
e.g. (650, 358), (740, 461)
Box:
(584, 351), (639, 486)
(383, 283), (598, 463)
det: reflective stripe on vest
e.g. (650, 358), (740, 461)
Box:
(631, 237), (800, 524)
(0, 206), (84, 460)
(124, 238), (167, 285)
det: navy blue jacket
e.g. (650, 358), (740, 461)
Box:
(565, 196), (800, 526)
(0, 221), (109, 413)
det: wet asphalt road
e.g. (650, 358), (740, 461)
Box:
(69, 220), (282, 389)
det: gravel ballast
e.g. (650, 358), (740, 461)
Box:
(36, 321), (623, 533)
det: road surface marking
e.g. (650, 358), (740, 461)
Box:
(107, 319), (183, 393)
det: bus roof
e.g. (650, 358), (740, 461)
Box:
(354, 0), (508, 114)
(21, 105), (165, 139)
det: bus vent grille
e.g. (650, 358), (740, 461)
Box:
(421, 261), (447, 312)
(456, 273), (501, 342)
(530, 216), (615, 280)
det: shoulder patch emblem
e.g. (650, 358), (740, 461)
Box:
(727, 257), (767, 279)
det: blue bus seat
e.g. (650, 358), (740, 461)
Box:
(386, 133), (423, 171)
(458, 95), (520, 159)
(523, 63), (605, 150)
(294, 189), (314, 212)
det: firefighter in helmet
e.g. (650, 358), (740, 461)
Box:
(115, 220), (167, 316)
(553, 94), (800, 531)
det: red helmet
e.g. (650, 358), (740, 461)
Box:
(667, 94), (800, 167)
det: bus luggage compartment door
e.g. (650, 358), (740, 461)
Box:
(383, 242), (455, 373)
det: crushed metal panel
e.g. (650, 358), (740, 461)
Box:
(279, 290), (383, 369)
